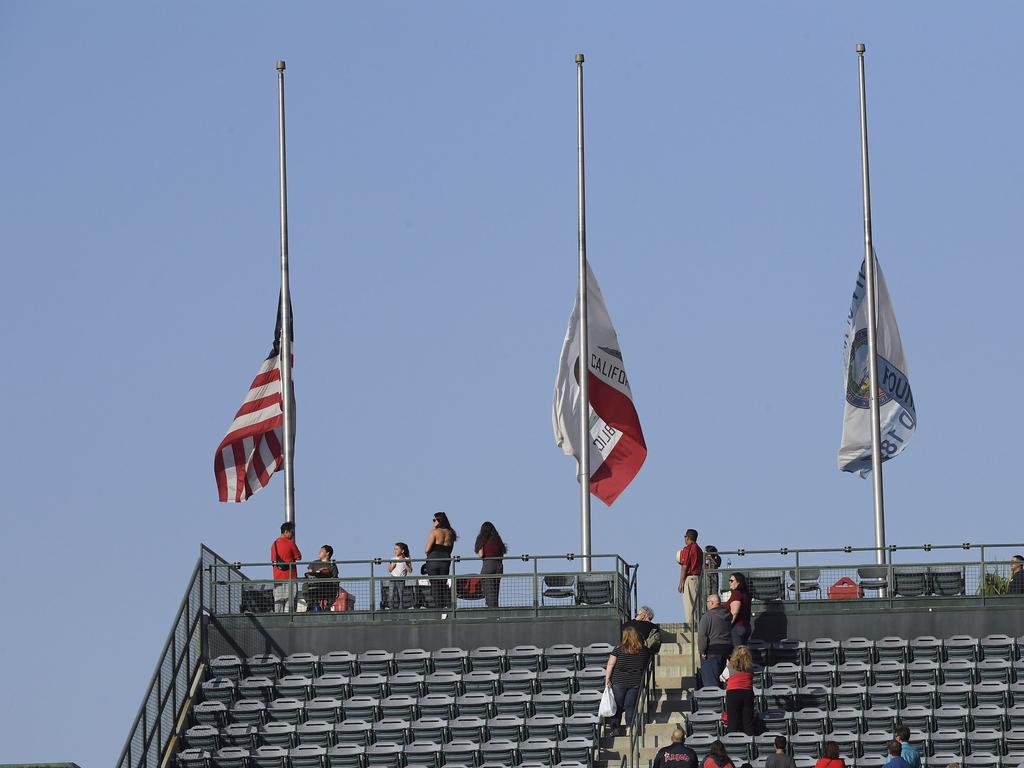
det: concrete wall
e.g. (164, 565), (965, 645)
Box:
(750, 597), (1024, 642)
(207, 611), (623, 659)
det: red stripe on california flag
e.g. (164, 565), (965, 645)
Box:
(586, 371), (647, 505)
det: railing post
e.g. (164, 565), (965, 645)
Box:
(450, 558), (457, 614)
(795, 552), (801, 608)
(369, 561), (376, 618)
(533, 557), (540, 617)
(979, 544), (987, 606)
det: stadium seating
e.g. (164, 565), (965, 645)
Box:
(182, 644), (607, 767)
(684, 633), (1024, 766)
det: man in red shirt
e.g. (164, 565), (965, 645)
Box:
(676, 529), (703, 630)
(271, 521), (302, 613)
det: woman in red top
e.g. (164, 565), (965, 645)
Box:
(816, 741), (846, 768)
(724, 572), (752, 648)
(475, 521), (507, 608)
(702, 740), (736, 768)
(725, 645), (757, 735)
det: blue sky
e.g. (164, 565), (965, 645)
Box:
(2, 2), (1023, 764)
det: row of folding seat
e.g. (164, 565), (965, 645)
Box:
(730, 756), (1016, 768)
(750, 659), (1023, 688)
(683, 730), (1024, 761)
(687, 706), (1024, 737)
(184, 713), (600, 751)
(176, 739), (594, 767)
(208, 645), (613, 682)
(749, 636), (1023, 667)
(692, 682), (1024, 713)
(202, 668), (607, 704)
(194, 690), (605, 728)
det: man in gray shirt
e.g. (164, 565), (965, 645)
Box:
(697, 593), (733, 688)
(765, 736), (797, 768)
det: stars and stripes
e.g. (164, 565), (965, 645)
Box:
(214, 305), (293, 502)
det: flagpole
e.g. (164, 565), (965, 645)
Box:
(575, 53), (592, 573)
(856, 44), (885, 566)
(276, 60), (296, 525)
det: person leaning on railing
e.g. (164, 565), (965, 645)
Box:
(604, 625), (651, 738)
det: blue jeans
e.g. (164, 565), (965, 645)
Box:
(731, 623), (750, 649)
(700, 654), (727, 688)
(612, 685), (639, 728)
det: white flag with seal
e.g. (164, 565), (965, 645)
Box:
(553, 263), (647, 505)
(838, 254), (917, 474)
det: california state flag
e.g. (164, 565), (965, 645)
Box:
(552, 263), (647, 505)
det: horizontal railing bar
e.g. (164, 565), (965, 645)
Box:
(711, 542), (1024, 557)
(214, 553), (632, 569)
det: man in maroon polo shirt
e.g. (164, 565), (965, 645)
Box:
(676, 529), (703, 630)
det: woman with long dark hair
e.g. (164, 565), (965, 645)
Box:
(702, 740), (736, 768)
(425, 512), (457, 610)
(604, 625), (651, 737)
(474, 522), (507, 608)
(816, 741), (846, 768)
(724, 572), (752, 648)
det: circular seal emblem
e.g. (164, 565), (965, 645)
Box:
(846, 328), (892, 409)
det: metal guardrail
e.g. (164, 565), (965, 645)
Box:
(118, 546), (636, 767)
(116, 546), (232, 768)
(207, 553), (636, 619)
(622, 658), (657, 768)
(700, 541), (1024, 608)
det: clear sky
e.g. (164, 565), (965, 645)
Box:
(2, 2), (1023, 764)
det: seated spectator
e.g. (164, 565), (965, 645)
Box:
(816, 741), (846, 768)
(304, 544), (339, 612)
(1009, 555), (1024, 594)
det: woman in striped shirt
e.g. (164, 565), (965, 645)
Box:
(604, 625), (651, 736)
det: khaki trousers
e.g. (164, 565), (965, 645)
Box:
(683, 575), (700, 625)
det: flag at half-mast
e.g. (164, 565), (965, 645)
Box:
(838, 253), (916, 474)
(214, 300), (294, 502)
(553, 263), (647, 505)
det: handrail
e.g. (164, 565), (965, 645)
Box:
(117, 545), (236, 768)
(624, 656), (657, 767)
(709, 541), (1024, 557)
(115, 557), (203, 768)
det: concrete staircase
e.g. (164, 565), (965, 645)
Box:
(595, 623), (697, 767)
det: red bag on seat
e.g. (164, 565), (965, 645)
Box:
(827, 577), (864, 599)
(332, 588), (355, 612)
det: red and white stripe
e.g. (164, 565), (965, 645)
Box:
(214, 346), (289, 503)
(553, 263), (647, 506)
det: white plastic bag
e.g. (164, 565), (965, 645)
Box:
(598, 686), (617, 717)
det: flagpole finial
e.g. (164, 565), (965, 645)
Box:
(575, 53), (584, 63)
(277, 60), (286, 71)
(856, 43), (866, 54)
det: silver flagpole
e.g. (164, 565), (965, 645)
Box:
(575, 53), (592, 573)
(856, 44), (885, 566)
(276, 60), (296, 525)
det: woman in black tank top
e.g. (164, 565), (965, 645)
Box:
(425, 512), (457, 609)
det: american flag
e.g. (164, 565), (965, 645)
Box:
(214, 303), (293, 502)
